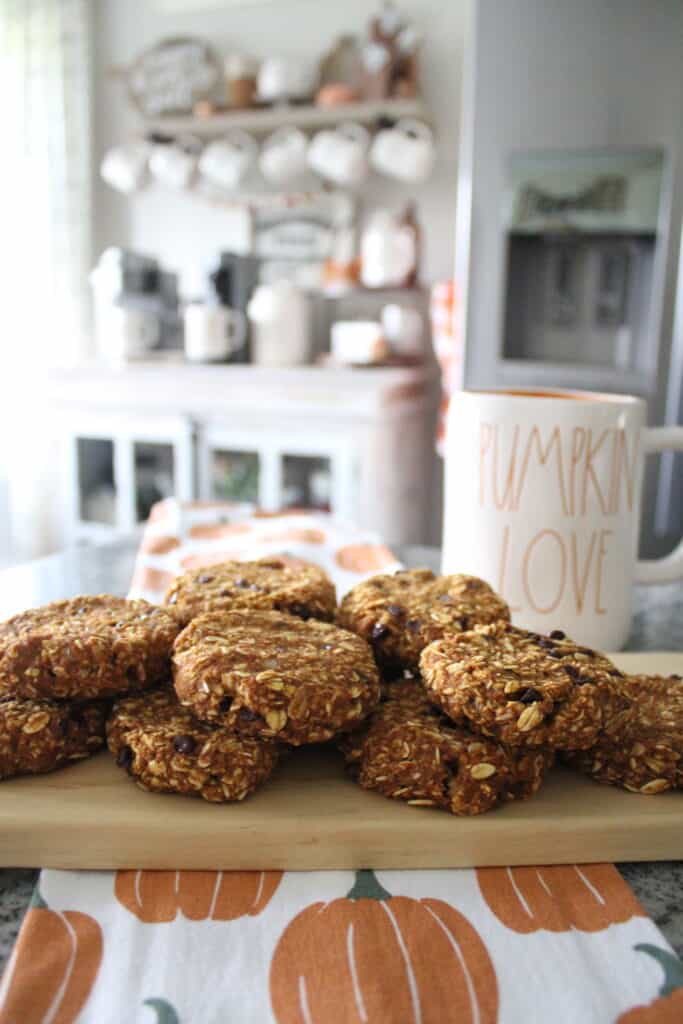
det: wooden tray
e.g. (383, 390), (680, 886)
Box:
(1, 652), (682, 870)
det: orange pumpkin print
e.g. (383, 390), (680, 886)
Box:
(148, 497), (175, 523)
(130, 565), (176, 592)
(115, 869), (282, 923)
(188, 522), (251, 540)
(335, 544), (397, 573)
(0, 892), (102, 1024)
(180, 550), (242, 570)
(140, 534), (181, 555)
(254, 508), (309, 518)
(268, 553), (319, 572)
(618, 945), (683, 1023)
(262, 528), (326, 544)
(270, 870), (498, 1024)
(189, 500), (239, 509)
(477, 864), (645, 934)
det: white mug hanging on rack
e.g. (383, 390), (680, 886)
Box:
(149, 136), (200, 190)
(259, 127), (309, 184)
(198, 130), (257, 190)
(307, 122), (369, 187)
(100, 140), (152, 194)
(370, 119), (436, 183)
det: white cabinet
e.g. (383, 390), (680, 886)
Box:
(47, 363), (439, 546)
(61, 410), (194, 543)
(198, 423), (356, 518)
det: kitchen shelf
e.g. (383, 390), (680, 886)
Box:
(144, 97), (429, 137)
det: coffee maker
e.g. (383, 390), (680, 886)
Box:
(207, 252), (261, 363)
(90, 248), (181, 363)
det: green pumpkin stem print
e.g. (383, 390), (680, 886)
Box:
(618, 944), (683, 1022)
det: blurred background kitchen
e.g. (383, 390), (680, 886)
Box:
(0, 0), (681, 568)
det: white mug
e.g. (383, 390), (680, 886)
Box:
(149, 138), (198, 190)
(100, 306), (160, 363)
(100, 140), (151, 194)
(199, 130), (256, 190)
(442, 388), (683, 650)
(307, 122), (369, 187)
(370, 118), (435, 183)
(259, 127), (308, 184)
(330, 320), (387, 365)
(184, 304), (247, 363)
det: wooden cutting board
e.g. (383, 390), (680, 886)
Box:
(1, 652), (682, 870)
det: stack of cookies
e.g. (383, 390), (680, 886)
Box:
(0, 596), (179, 782)
(337, 569), (683, 810)
(1, 559), (680, 815)
(110, 557), (380, 803)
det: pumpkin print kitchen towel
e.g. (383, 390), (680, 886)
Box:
(1, 501), (681, 1023)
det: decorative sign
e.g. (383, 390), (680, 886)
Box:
(254, 216), (334, 261)
(127, 37), (221, 117)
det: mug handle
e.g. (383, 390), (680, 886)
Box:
(224, 309), (247, 353)
(262, 126), (301, 151)
(224, 128), (258, 161)
(338, 121), (370, 149)
(394, 118), (433, 142)
(635, 426), (683, 583)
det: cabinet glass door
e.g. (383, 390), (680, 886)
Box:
(209, 450), (260, 502)
(77, 438), (115, 525)
(282, 455), (331, 511)
(133, 442), (175, 522)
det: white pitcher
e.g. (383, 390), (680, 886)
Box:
(360, 210), (417, 288)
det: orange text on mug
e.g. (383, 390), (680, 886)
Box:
(478, 420), (638, 616)
(442, 389), (683, 650)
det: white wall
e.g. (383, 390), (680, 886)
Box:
(94, 0), (467, 291)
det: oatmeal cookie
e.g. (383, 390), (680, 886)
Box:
(337, 569), (510, 673)
(564, 674), (683, 794)
(107, 688), (278, 803)
(0, 698), (107, 781)
(164, 557), (336, 626)
(173, 609), (380, 745)
(420, 622), (621, 750)
(0, 596), (180, 700)
(339, 679), (553, 815)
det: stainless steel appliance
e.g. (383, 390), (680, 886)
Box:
(208, 252), (260, 363)
(501, 149), (663, 379)
(90, 248), (181, 359)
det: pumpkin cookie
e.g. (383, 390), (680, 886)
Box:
(107, 688), (279, 803)
(0, 596), (180, 700)
(164, 557), (336, 626)
(420, 622), (620, 750)
(564, 674), (683, 794)
(337, 569), (510, 673)
(339, 679), (553, 815)
(0, 697), (107, 781)
(173, 609), (380, 745)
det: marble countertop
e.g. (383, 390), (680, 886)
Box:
(0, 540), (682, 972)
